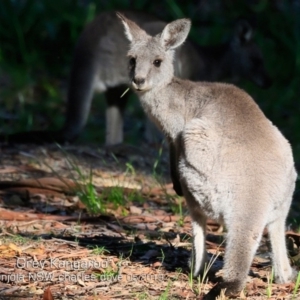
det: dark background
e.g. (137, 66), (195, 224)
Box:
(0, 0), (299, 218)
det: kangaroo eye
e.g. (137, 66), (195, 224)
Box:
(129, 57), (136, 67)
(153, 59), (162, 67)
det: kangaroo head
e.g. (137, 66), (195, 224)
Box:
(117, 13), (191, 92)
(230, 20), (272, 88)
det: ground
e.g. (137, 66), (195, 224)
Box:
(0, 142), (299, 300)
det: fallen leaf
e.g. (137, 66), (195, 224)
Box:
(43, 286), (54, 300)
(129, 205), (142, 214)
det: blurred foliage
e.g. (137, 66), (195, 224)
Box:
(0, 0), (300, 211)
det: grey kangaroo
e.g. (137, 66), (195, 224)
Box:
(117, 12), (296, 299)
(0, 11), (271, 145)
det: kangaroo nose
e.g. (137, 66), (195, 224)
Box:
(133, 77), (145, 85)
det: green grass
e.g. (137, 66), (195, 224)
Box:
(266, 268), (274, 298)
(189, 242), (224, 297)
(293, 271), (300, 299)
(70, 164), (134, 215)
(136, 291), (151, 300)
(0, 234), (33, 245)
(91, 246), (110, 256)
(158, 279), (172, 300)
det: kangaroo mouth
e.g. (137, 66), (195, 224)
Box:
(131, 80), (150, 92)
(132, 85), (149, 92)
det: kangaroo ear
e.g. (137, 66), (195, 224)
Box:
(235, 20), (253, 44)
(117, 12), (148, 42)
(160, 18), (191, 50)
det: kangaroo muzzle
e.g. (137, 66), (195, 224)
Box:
(132, 76), (147, 91)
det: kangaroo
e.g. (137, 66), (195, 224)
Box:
(117, 12), (296, 299)
(0, 11), (271, 145)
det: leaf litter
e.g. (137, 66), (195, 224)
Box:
(0, 143), (299, 299)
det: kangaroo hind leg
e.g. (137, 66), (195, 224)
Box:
(268, 215), (294, 283)
(205, 213), (267, 299)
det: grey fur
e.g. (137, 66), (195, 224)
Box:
(63, 11), (272, 146)
(117, 12), (296, 299)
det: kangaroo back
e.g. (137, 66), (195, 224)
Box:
(118, 13), (296, 299)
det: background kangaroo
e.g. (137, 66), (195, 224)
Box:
(0, 10), (271, 145)
(117, 12), (296, 299)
